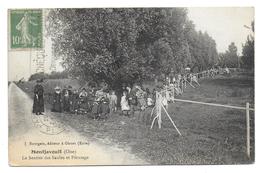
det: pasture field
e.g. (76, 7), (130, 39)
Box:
(16, 71), (254, 164)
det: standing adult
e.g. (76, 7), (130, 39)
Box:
(32, 79), (44, 115)
(78, 88), (89, 113)
(70, 89), (79, 113)
(51, 86), (62, 113)
(128, 87), (138, 117)
(136, 86), (147, 111)
(63, 89), (71, 112)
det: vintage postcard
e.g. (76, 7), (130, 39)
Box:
(8, 8), (255, 166)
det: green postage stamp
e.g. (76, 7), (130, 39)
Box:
(9, 9), (43, 49)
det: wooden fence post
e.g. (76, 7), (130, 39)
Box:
(157, 92), (162, 129)
(181, 79), (184, 93)
(172, 85), (175, 103)
(150, 92), (159, 129)
(166, 85), (170, 101)
(246, 102), (250, 158)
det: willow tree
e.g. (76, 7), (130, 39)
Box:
(47, 8), (216, 88)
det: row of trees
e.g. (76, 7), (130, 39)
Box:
(218, 42), (239, 68)
(218, 21), (254, 69)
(28, 71), (69, 81)
(241, 21), (254, 69)
(46, 8), (218, 87)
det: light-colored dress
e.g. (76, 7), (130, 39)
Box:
(147, 97), (153, 106)
(121, 95), (130, 111)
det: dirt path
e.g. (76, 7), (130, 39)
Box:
(8, 83), (147, 166)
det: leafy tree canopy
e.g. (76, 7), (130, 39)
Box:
(47, 8), (218, 88)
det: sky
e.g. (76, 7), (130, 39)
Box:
(8, 7), (255, 81)
(188, 7), (254, 55)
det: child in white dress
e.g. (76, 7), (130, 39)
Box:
(121, 91), (130, 116)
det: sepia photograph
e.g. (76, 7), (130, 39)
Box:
(8, 7), (254, 166)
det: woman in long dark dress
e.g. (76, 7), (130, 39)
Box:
(32, 79), (44, 115)
(78, 88), (89, 114)
(63, 89), (71, 112)
(51, 86), (62, 113)
(70, 89), (79, 113)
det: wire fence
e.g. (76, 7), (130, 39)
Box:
(150, 68), (254, 158)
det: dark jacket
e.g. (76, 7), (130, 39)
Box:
(32, 84), (44, 113)
(52, 92), (62, 112)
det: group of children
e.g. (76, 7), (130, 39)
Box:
(49, 67), (223, 120)
(50, 84), (157, 120)
(33, 66), (225, 121)
(49, 71), (202, 120)
(120, 85), (156, 117)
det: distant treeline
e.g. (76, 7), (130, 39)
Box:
(47, 8), (218, 88)
(28, 71), (69, 81)
(46, 8), (254, 88)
